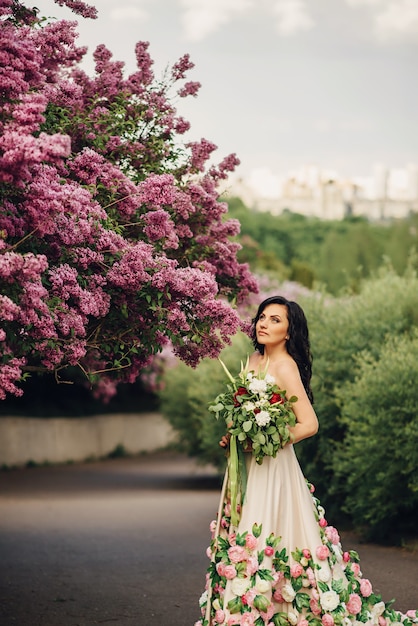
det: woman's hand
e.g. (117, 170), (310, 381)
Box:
(219, 433), (230, 448)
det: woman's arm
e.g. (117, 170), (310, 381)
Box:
(273, 359), (319, 444)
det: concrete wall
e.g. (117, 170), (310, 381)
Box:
(0, 413), (175, 467)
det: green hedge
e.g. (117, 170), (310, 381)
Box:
(160, 332), (252, 468)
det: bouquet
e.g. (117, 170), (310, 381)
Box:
(209, 358), (297, 525)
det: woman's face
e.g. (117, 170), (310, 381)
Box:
(256, 303), (289, 349)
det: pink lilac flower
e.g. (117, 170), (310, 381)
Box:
(54, 0), (98, 19)
(0, 357), (26, 400)
(178, 80), (201, 98)
(171, 53), (195, 80)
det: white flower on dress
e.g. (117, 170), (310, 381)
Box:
(321, 590), (340, 612)
(332, 544), (343, 562)
(254, 410), (271, 427)
(231, 577), (251, 596)
(371, 602), (386, 619)
(317, 567), (331, 583)
(255, 576), (271, 593)
(288, 610), (299, 625)
(248, 378), (268, 394)
(282, 582), (297, 602)
(199, 590), (208, 606)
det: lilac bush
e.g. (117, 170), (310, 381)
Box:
(0, 0), (257, 400)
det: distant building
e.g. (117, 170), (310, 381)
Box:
(226, 163), (418, 221)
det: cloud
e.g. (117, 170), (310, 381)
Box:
(109, 6), (149, 21)
(375, 0), (418, 40)
(272, 0), (314, 36)
(345, 0), (418, 41)
(179, 0), (254, 42)
(345, 0), (381, 5)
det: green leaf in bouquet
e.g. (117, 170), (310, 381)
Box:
(243, 420), (253, 432)
(238, 431), (247, 442)
(254, 432), (266, 444)
(263, 442), (274, 456)
(208, 402), (224, 413)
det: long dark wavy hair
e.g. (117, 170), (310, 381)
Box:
(251, 295), (314, 403)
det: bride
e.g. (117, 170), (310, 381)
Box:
(195, 295), (417, 626)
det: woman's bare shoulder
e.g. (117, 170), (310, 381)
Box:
(271, 356), (300, 386)
(247, 351), (262, 370)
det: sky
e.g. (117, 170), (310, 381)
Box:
(33, 0), (418, 191)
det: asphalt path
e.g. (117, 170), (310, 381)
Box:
(0, 452), (417, 626)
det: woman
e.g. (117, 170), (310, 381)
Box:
(195, 296), (417, 626)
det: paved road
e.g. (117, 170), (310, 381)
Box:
(0, 452), (417, 626)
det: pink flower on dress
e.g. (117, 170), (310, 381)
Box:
(228, 545), (247, 563)
(216, 562), (226, 576)
(264, 546), (274, 557)
(351, 563), (361, 577)
(316, 545), (330, 560)
(378, 618), (388, 626)
(299, 620), (309, 626)
(322, 615), (335, 626)
(306, 567), (317, 587)
(215, 609), (225, 623)
(273, 589), (284, 603)
(324, 526), (340, 545)
(302, 549), (311, 559)
(223, 565), (237, 580)
(290, 563), (304, 578)
(243, 588), (257, 606)
(343, 551), (350, 562)
(245, 534), (258, 551)
(241, 612), (256, 626)
(360, 578), (373, 597)
(346, 593), (362, 615)
(246, 555), (259, 576)
(310, 598), (321, 615)
(319, 518), (328, 528)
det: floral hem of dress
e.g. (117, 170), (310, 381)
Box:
(195, 481), (418, 626)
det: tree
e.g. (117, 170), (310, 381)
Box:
(0, 0), (257, 400)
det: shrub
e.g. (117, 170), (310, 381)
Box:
(160, 332), (252, 469)
(333, 331), (418, 542)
